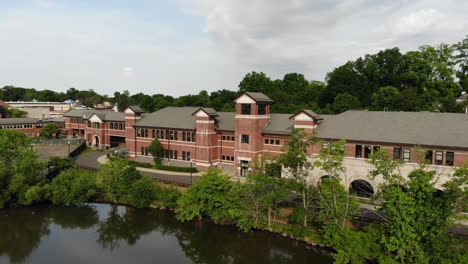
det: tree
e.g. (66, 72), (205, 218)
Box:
(331, 93), (361, 113)
(176, 169), (235, 223)
(231, 173), (291, 231)
(371, 86), (400, 111)
(49, 169), (97, 205)
(148, 138), (164, 164)
(129, 176), (155, 208)
(279, 128), (315, 227)
(98, 159), (142, 202)
(314, 139), (359, 237)
(238, 72), (273, 94)
(368, 150), (468, 263)
(39, 123), (62, 138)
(453, 36), (468, 92)
(0, 130), (45, 208)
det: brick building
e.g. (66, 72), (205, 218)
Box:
(0, 117), (64, 137)
(62, 92), (468, 195)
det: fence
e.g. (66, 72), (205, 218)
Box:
(32, 138), (85, 145)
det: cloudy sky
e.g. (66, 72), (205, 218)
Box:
(0, 0), (466, 96)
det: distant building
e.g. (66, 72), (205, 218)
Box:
(0, 117), (64, 137)
(6, 101), (71, 118)
(457, 92), (468, 114)
(0, 100), (11, 119)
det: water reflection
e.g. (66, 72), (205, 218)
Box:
(0, 204), (331, 264)
(0, 205), (98, 263)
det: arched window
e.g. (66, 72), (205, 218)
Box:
(349, 180), (374, 198)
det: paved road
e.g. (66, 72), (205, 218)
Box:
(76, 150), (201, 185)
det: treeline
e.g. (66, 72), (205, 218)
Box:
(1, 37), (466, 114)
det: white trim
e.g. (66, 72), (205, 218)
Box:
(194, 110), (209, 117)
(294, 125), (316, 129)
(293, 112), (313, 121)
(235, 115), (271, 119)
(238, 157), (252, 161)
(234, 94), (255, 104)
(195, 120), (214, 123)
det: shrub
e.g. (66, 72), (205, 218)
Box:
(129, 177), (155, 208)
(154, 164), (198, 173)
(49, 169), (97, 205)
(288, 206), (308, 225)
(98, 159), (142, 202)
(154, 184), (181, 209)
(176, 169), (235, 223)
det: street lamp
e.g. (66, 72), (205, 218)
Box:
(67, 140), (71, 156)
(190, 161), (193, 185)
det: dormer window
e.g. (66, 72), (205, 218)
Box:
(241, 104), (251, 115)
(258, 104), (266, 115)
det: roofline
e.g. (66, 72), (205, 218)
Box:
(233, 92), (274, 104)
(317, 137), (468, 152)
(289, 110), (322, 120)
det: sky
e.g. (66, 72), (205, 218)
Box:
(0, 0), (466, 97)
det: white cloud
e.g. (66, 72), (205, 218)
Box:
(0, 1), (466, 97)
(191, 0), (468, 80)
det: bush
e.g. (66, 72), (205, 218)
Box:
(288, 206), (308, 225)
(175, 169), (235, 223)
(154, 164), (198, 173)
(49, 169), (97, 205)
(154, 184), (181, 209)
(129, 177), (155, 208)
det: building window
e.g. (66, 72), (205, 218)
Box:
(93, 122), (100, 129)
(355, 145), (362, 158)
(264, 139), (268, 144)
(222, 155), (225, 160)
(110, 123), (114, 129)
(223, 136), (226, 141)
(435, 151), (443, 165)
(425, 150), (433, 164)
(174, 150), (178, 159)
(403, 148), (411, 162)
(186, 132), (190, 142)
(393, 147), (402, 160)
(166, 130), (170, 139)
(174, 131), (178, 141)
(182, 151), (186, 160)
(364, 145), (372, 158)
(241, 135), (250, 144)
(275, 140), (280, 145)
(241, 104), (251, 115)
(192, 132), (196, 142)
(373, 146), (380, 154)
(231, 156), (235, 161)
(186, 151), (191, 161)
(258, 104), (266, 115)
(446, 152), (454, 166)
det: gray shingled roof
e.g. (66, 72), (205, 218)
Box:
(64, 109), (124, 121)
(263, 114), (294, 135)
(244, 92), (274, 103)
(0, 118), (39, 124)
(135, 107), (198, 129)
(128, 105), (144, 113)
(316, 111), (468, 148)
(216, 112), (235, 131)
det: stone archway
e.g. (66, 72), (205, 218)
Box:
(349, 179), (375, 198)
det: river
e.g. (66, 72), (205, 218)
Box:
(0, 203), (332, 264)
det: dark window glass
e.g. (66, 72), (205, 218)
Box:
(231, 137), (235, 141)
(446, 152), (454, 166)
(241, 135), (249, 144)
(192, 132), (196, 142)
(258, 104), (266, 115)
(355, 145), (362, 158)
(174, 150), (178, 159)
(241, 104), (251, 115)
(175, 131), (178, 140)
(393, 147), (402, 160)
(264, 139), (268, 144)
(373, 146), (380, 154)
(182, 132), (186, 141)
(364, 145), (372, 158)
(435, 151), (443, 165)
(222, 156), (225, 160)
(166, 130), (169, 139)
(425, 150), (433, 164)
(141, 146), (144, 155)
(276, 140), (280, 145)
(231, 156), (235, 161)
(223, 136), (226, 140)
(187, 152), (191, 161)
(110, 123), (114, 129)
(403, 148), (411, 162)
